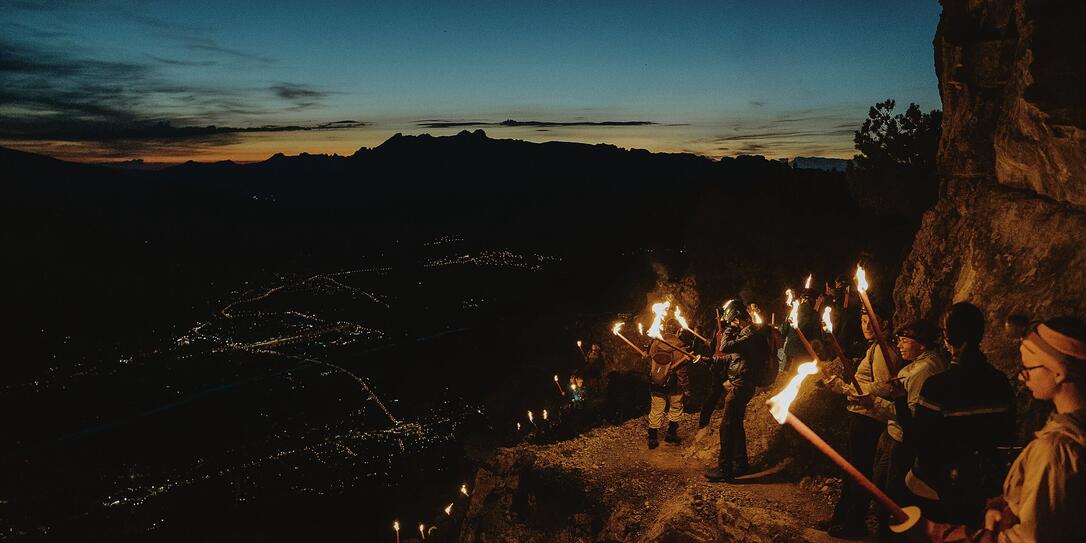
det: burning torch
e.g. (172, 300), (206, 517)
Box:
(674, 305), (709, 344)
(786, 290), (819, 363)
(553, 374), (565, 396)
(611, 322), (647, 357)
(766, 361), (921, 535)
(823, 306), (862, 395)
(855, 265), (898, 374)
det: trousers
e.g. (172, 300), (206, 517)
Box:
(718, 384), (755, 470)
(648, 391), (683, 429)
(829, 412), (885, 528)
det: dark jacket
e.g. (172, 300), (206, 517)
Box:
(717, 324), (770, 389)
(911, 350), (1016, 523)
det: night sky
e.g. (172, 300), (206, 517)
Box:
(1, 0), (941, 163)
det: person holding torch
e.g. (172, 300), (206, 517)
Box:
(646, 319), (691, 449)
(916, 316), (1086, 543)
(705, 301), (774, 482)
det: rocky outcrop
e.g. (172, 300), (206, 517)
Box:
(894, 0), (1086, 382)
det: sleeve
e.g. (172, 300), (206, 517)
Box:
(719, 328), (754, 355)
(999, 440), (1083, 543)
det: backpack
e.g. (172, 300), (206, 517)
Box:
(649, 353), (673, 387)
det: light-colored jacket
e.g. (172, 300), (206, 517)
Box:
(872, 349), (947, 442)
(999, 408), (1086, 543)
(824, 342), (894, 421)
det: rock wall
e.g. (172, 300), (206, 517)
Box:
(894, 0), (1086, 382)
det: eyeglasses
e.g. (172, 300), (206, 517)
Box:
(1019, 364), (1046, 381)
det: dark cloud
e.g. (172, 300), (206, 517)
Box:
(749, 100), (767, 107)
(415, 119), (656, 129)
(186, 40), (276, 64)
(146, 54), (217, 67)
(0, 36), (354, 158)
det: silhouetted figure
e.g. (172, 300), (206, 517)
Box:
(908, 302), (1015, 527)
(922, 316), (1086, 543)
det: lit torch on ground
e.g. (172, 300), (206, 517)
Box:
(611, 322), (647, 357)
(766, 361), (921, 535)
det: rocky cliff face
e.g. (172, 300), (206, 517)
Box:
(895, 0), (1086, 384)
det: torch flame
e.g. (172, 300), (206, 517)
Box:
(445, 503), (453, 515)
(752, 310), (764, 324)
(611, 322), (623, 335)
(553, 374), (559, 382)
(805, 274), (813, 289)
(637, 322), (644, 335)
(855, 265), (869, 293)
(646, 300), (671, 339)
(542, 409), (548, 420)
(419, 524), (425, 539)
(577, 340), (582, 347)
(516, 422), (521, 430)
(822, 306), (833, 334)
(785, 289), (794, 307)
(767, 360), (819, 423)
(528, 410), (534, 423)
(788, 298), (800, 327)
(394, 520), (400, 532)
(460, 483), (469, 496)
(674, 305), (691, 332)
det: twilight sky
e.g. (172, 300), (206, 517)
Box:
(0, 0), (942, 163)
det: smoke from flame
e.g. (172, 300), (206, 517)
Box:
(767, 360), (819, 423)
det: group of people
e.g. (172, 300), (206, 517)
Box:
(636, 284), (1085, 543)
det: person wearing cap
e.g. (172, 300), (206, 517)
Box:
(705, 300), (771, 482)
(908, 303), (1016, 527)
(920, 316), (1086, 543)
(646, 319), (690, 449)
(869, 319), (948, 537)
(815, 308), (895, 538)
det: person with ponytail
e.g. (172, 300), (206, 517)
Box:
(910, 302), (1016, 526)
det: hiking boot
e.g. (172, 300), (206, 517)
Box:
(647, 428), (659, 449)
(664, 422), (681, 445)
(704, 466), (734, 483)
